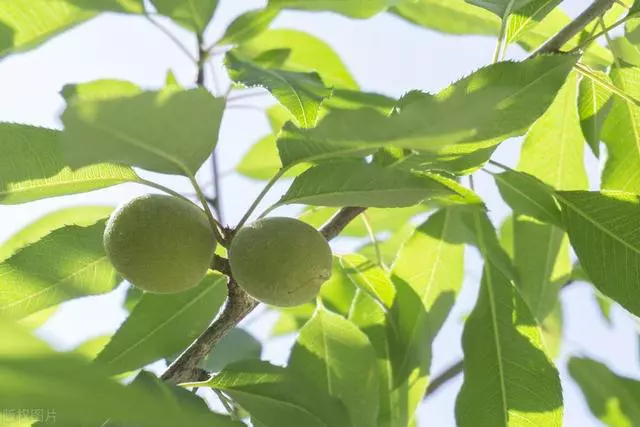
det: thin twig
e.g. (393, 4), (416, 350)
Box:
(144, 14), (197, 63)
(425, 360), (464, 398)
(533, 0), (617, 55)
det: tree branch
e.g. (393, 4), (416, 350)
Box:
(320, 207), (366, 240)
(161, 278), (258, 384)
(424, 360), (464, 399)
(533, 0), (617, 55)
(161, 207), (369, 385)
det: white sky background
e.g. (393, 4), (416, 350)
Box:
(0, 1), (638, 426)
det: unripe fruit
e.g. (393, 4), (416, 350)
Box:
(229, 217), (332, 307)
(104, 194), (216, 294)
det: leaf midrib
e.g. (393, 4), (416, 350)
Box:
(556, 194), (640, 255)
(102, 276), (223, 366)
(475, 213), (509, 424)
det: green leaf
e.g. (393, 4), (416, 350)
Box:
(389, 208), (466, 385)
(218, 7), (278, 46)
(541, 303), (563, 359)
(0, 205), (113, 261)
(595, 290), (615, 325)
(456, 211), (563, 427)
(298, 204), (427, 237)
(518, 71), (588, 191)
(0, 124), (137, 204)
(61, 84), (225, 176)
(0, 319), (239, 427)
(493, 170), (563, 227)
(289, 308), (379, 427)
(502, 71), (582, 323)
(150, 0), (219, 33)
(500, 215), (570, 322)
(345, 255), (419, 427)
(236, 29), (357, 89)
(358, 223), (416, 267)
(391, 0), (501, 36)
(466, 0), (536, 17)
(324, 89), (396, 113)
(569, 357), (640, 426)
(95, 272), (227, 375)
(555, 190), (640, 318)
(192, 360), (351, 427)
(601, 64), (640, 192)
(505, 0), (561, 43)
(201, 328), (262, 372)
(578, 72), (613, 156)
(0, 220), (119, 319)
(277, 162), (479, 208)
(268, 0), (390, 19)
(226, 52), (331, 128)
(611, 37), (640, 67)
(277, 54), (578, 167)
(236, 135), (308, 180)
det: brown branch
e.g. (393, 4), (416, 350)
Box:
(533, 0), (617, 55)
(425, 360), (464, 399)
(161, 278), (258, 384)
(161, 207), (368, 385)
(320, 207), (366, 240)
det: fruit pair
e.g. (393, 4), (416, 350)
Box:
(103, 195), (332, 306)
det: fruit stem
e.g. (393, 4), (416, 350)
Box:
(186, 172), (228, 246)
(236, 168), (286, 230)
(137, 178), (194, 205)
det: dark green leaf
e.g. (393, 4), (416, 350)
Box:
(218, 8), (278, 45)
(556, 190), (640, 317)
(494, 170), (563, 227)
(277, 162), (480, 208)
(456, 211), (563, 427)
(95, 273), (227, 375)
(150, 0), (219, 33)
(569, 357), (640, 426)
(61, 84), (225, 176)
(289, 308), (379, 427)
(278, 54), (578, 167)
(0, 220), (119, 319)
(236, 29), (357, 89)
(202, 328), (262, 372)
(466, 0), (535, 17)
(226, 52), (331, 128)
(0, 124), (137, 204)
(193, 360), (351, 427)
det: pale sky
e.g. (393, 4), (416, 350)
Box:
(0, 1), (637, 426)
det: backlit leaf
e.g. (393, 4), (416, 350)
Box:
(95, 272), (227, 374)
(289, 308), (379, 427)
(0, 124), (137, 204)
(456, 211), (563, 426)
(0, 220), (119, 319)
(236, 29), (357, 89)
(556, 190), (640, 317)
(226, 52), (331, 128)
(61, 84), (225, 176)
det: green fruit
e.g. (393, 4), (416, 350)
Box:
(104, 194), (216, 294)
(229, 217), (332, 307)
